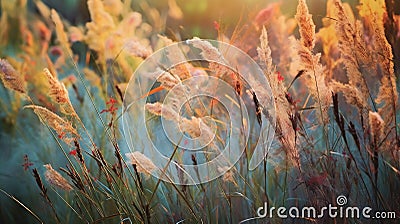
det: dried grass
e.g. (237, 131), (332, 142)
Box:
(125, 152), (157, 177)
(43, 68), (77, 116)
(369, 111), (384, 143)
(0, 59), (26, 94)
(25, 105), (79, 145)
(295, 0), (331, 124)
(51, 9), (73, 57)
(44, 164), (73, 191)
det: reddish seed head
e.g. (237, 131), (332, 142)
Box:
(22, 155), (33, 171)
(213, 21), (220, 30)
(69, 150), (77, 156)
(255, 3), (280, 26)
(50, 46), (63, 56)
(277, 72), (284, 82)
(58, 131), (66, 139)
(106, 98), (117, 105)
(101, 98), (118, 114)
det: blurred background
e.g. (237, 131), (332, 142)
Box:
(19, 0), (343, 38)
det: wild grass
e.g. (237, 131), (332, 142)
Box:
(0, 0), (399, 223)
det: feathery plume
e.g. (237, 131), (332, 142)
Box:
(369, 111), (384, 143)
(376, 74), (398, 124)
(257, 26), (273, 72)
(295, 0), (315, 69)
(330, 81), (367, 110)
(25, 105), (79, 144)
(86, 0), (115, 59)
(51, 10), (73, 57)
(157, 71), (180, 90)
(124, 40), (152, 59)
(180, 117), (217, 150)
(295, 0), (331, 124)
(361, 0), (398, 126)
(180, 117), (203, 138)
(145, 102), (179, 121)
(126, 152), (157, 176)
(187, 37), (227, 76)
(260, 11), (297, 76)
(333, 0), (371, 104)
(43, 68), (76, 116)
(145, 101), (218, 151)
(217, 166), (236, 184)
(0, 59), (26, 94)
(168, 64), (194, 80)
(187, 37), (222, 61)
(44, 164), (73, 191)
(164, 43), (194, 80)
(255, 29), (299, 167)
(295, 0), (315, 51)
